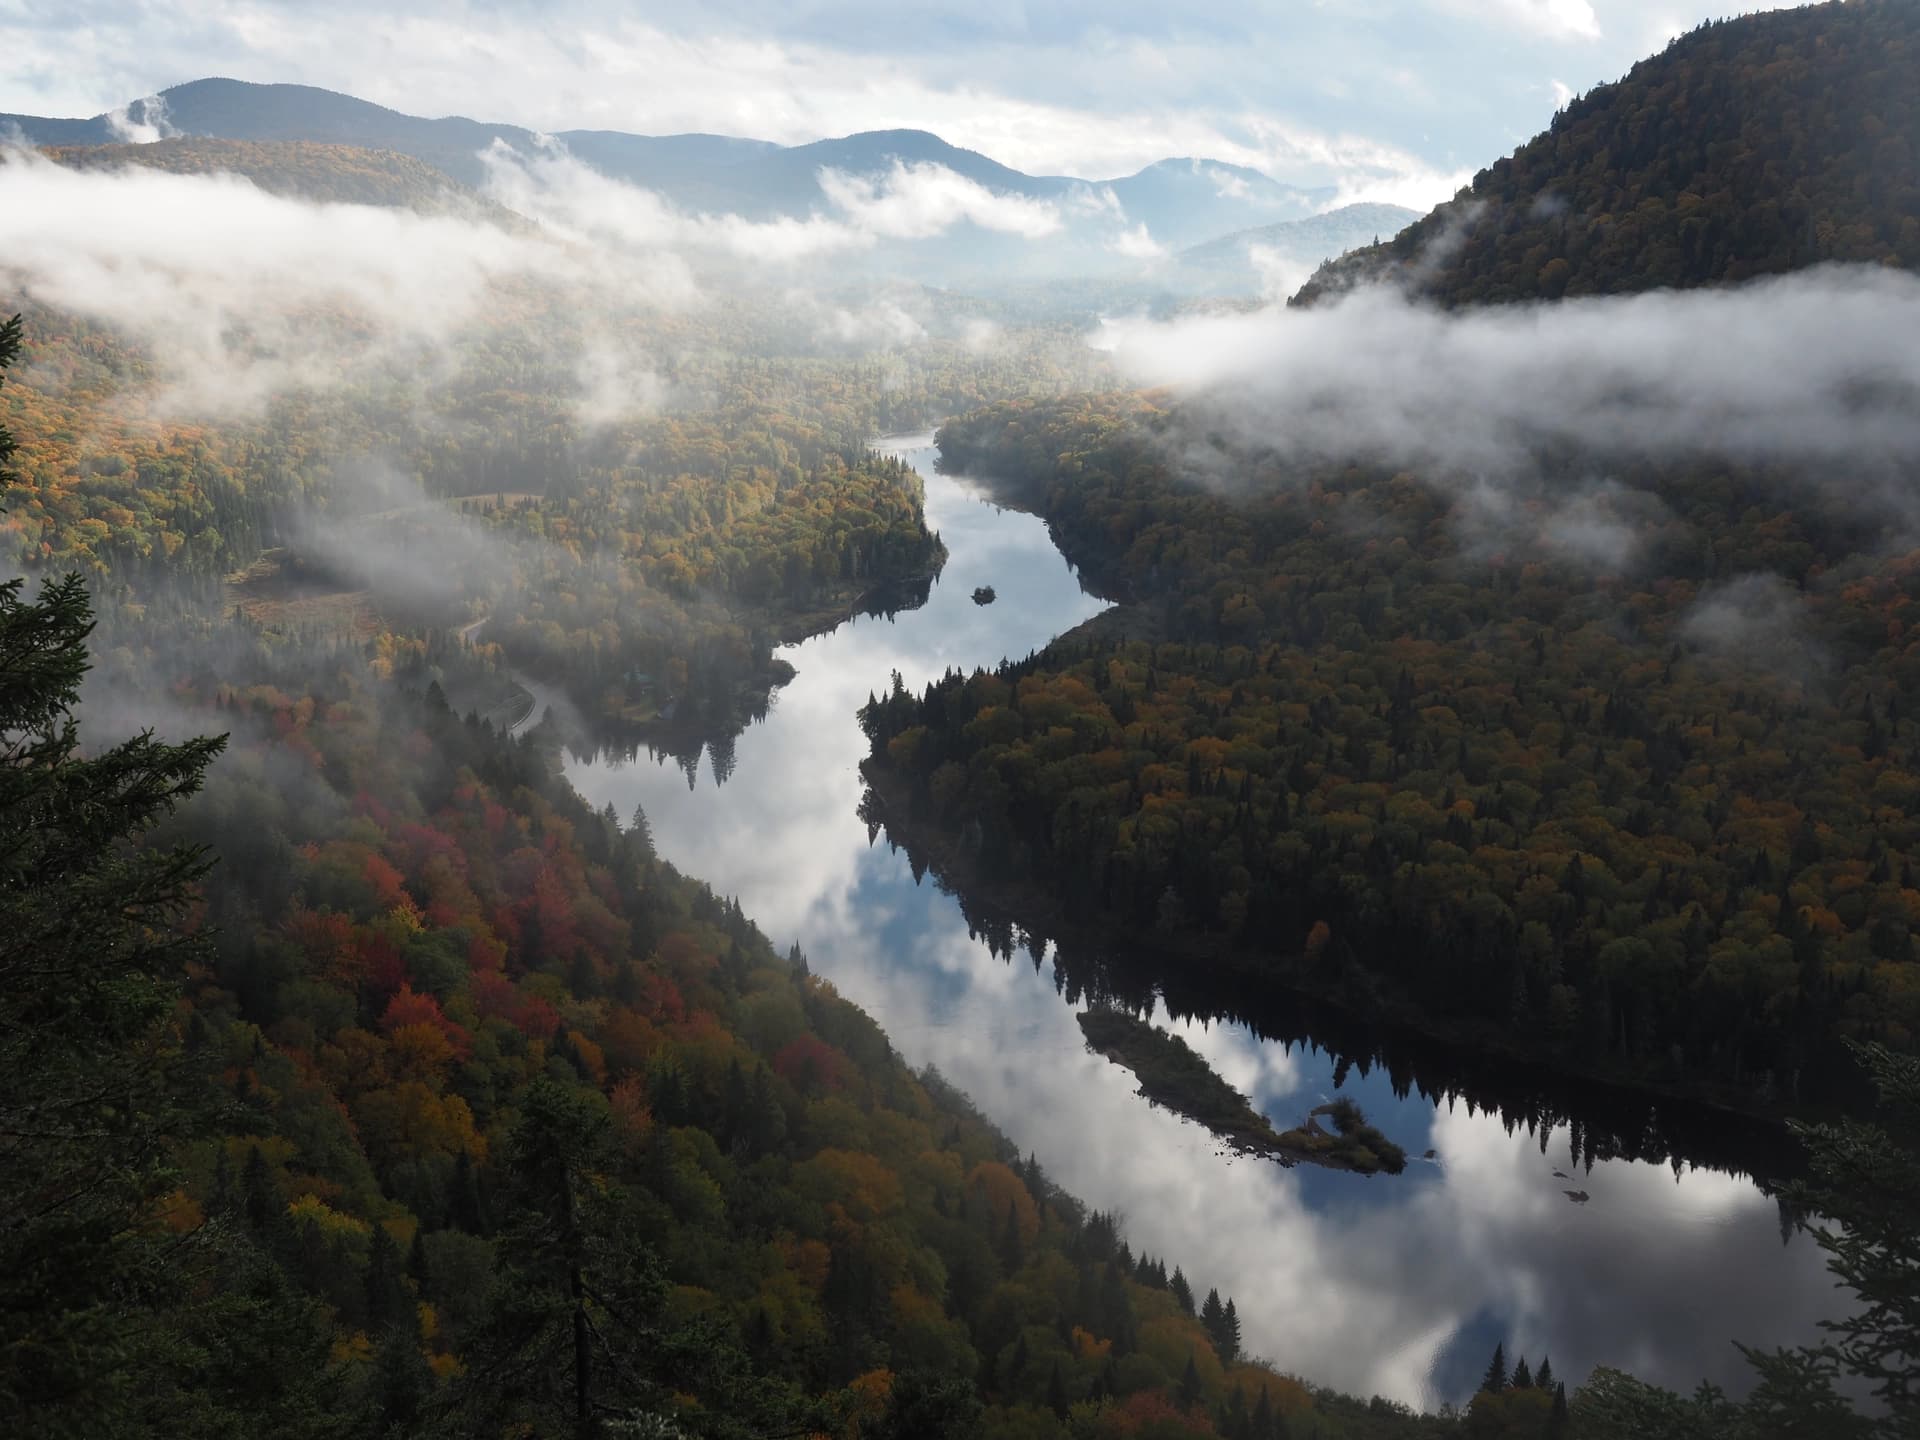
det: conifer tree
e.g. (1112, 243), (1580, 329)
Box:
(1512, 1355), (1534, 1389)
(999, 1201), (1024, 1272)
(1007, 1333), (1030, 1391)
(408, 1227), (431, 1295)
(450, 1149), (487, 1234)
(1170, 1266), (1194, 1315)
(1252, 1384), (1275, 1440)
(1773, 1041), (1920, 1433)
(1224, 1384), (1249, 1440)
(0, 432), (233, 1429)
(365, 1224), (410, 1333)
(1202, 1286), (1227, 1349)
(1481, 1342), (1509, 1394)
(243, 1142), (280, 1236)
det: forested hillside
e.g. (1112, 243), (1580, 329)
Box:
(8, 1), (1920, 1428)
(861, 0), (1920, 1117)
(0, 78), (1325, 255)
(11, 554), (1491, 1438)
(40, 138), (512, 217)
(1294, 0), (1919, 305)
(864, 391), (1920, 1109)
(0, 290), (1090, 759)
(14, 561), (1915, 1438)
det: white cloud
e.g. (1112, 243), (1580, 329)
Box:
(1246, 242), (1313, 303)
(0, 145), (638, 415)
(103, 93), (174, 144)
(0, 0), (1830, 225)
(1240, 114), (1472, 211)
(1091, 266), (1920, 482)
(1106, 221), (1167, 260)
(1205, 164), (1253, 200)
(481, 142), (1063, 263)
(0, 136), (1054, 424)
(480, 138), (865, 261)
(571, 333), (669, 429)
(1428, 0), (1602, 41)
(817, 160), (1063, 240)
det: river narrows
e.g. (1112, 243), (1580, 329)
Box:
(558, 435), (1838, 1410)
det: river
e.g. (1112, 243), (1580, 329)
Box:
(557, 434), (1840, 1411)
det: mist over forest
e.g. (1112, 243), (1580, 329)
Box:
(3, 3), (1919, 1439)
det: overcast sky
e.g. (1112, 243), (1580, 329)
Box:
(3, 0), (1802, 206)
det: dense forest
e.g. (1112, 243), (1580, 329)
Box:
(40, 137), (525, 218)
(4, 554), (1486, 1439)
(7, 576), (1912, 1440)
(0, 259), (1090, 762)
(8, 563), (1914, 1438)
(861, 387), (1920, 1110)
(1294, 0), (1919, 306)
(859, 0), (1920, 1117)
(9, 2), (1920, 1429)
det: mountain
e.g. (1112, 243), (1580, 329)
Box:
(554, 128), (780, 192)
(1, 77), (1332, 276)
(38, 136), (524, 222)
(686, 127), (1061, 217)
(1175, 202), (1420, 291)
(3, 80), (524, 186)
(1105, 158), (1334, 250)
(1293, 0), (1920, 306)
(0, 78), (779, 194)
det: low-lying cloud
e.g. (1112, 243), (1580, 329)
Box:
(0, 135), (1066, 426)
(1094, 266), (1920, 480)
(480, 141), (1065, 265)
(0, 144), (676, 416)
(1107, 223), (1168, 261)
(104, 93), (174, 144)
(1679, 572), (1827, 686)
(818, 161), (1063, 241)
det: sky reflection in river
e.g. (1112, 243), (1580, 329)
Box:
(562, 438), (1839, 1410)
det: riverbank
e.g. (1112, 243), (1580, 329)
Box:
(470, 540), (948, 756)
(858, 759), (1823, 1173)
(554, 438), (1839, 1399)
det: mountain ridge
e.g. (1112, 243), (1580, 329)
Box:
(0, 76), (1333, 253)
(1291, 0), (1919, 306)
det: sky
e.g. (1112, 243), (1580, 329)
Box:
(3, 0), (1805, 208)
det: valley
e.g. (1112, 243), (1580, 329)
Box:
(3, 3), (1917, 1437)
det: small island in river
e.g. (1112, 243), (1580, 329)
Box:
(1077, 1008), (1407, 1175)
(971, 584), (997, 605)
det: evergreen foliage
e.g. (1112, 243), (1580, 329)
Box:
(1482, 1344), (1509, 1396)
(1296, 0), (1920, 306)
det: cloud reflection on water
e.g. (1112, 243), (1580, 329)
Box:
(562, 440), (1838, 1409)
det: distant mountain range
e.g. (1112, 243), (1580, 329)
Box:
(0, 77), (1413, 286)
(1176, 204), (1420, 289)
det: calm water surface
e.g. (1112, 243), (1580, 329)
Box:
(560, 435), (1839, 1410)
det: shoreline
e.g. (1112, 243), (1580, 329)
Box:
(858, 758), (1825, 1167)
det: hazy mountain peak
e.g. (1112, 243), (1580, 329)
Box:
(0, 76), (1366, 281)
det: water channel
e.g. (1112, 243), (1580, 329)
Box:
(558, 434), (1840, 1411)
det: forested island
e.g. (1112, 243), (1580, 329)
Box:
(1078, 1009), (1407, 1174)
